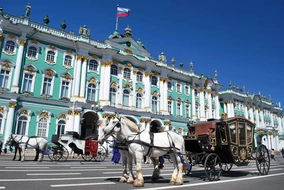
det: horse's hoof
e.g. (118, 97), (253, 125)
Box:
(119, 177), (127, 183)
(127, 177), (134, 184)
(169, 179), (176, 185)
(174, 178), (184, 185)
(133, 179), (144, 187)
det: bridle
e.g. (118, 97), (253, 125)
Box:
(6, 134), (24, 146)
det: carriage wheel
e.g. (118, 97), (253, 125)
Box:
(52, 146), (62, 161)
(221, 163), (233, 172)
(47, 146), (55, 161)
(256, 144), (270, 175)
(204, 153), (222, 181)
(60, 146), (69, 161)
(94, 146), (107, 162)
(82, 153), (93, 161)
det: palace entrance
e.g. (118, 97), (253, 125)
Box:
(81, 112), (99, 139)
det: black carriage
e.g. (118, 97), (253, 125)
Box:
(183, 116), (270, 181)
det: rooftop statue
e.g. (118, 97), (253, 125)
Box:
(190, 61), (193, 72)
(158, 52), (167, 63)
(79, 25), (90, 37)
(214, 69), (218, 80)
(25, 3), (31, 18)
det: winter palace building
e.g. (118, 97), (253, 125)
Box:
(0, 5), (283, 151)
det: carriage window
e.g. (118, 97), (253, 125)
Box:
(229, 123), (236, 144)
(219, 125), (227, 144)
(239, 123), (246, 145)
(247, 124), (253, 144)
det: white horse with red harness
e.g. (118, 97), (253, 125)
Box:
(98, 115), (190, 187)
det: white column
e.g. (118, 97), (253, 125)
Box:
(207, 90), (213, 119)
(199, 88), (205, 121)
(159, 77), (168, 115)
(117, 66), (123, 107)
(244, 105), (248, 119)
(260, 109), (265, 128)
(270, 112), (274, 127)
(214, 93), (220, 119)
(144, 72), (151, 111)
(98, 60), (111, 106)
(249, 107), (254, 123)
(255, 109), (260, 128)
(224, 103), (227, 114)
(131, 71), (137, 107)
(191, 86), (196, 120)
(4, 101), (17, 144)
(11, 39), (26, 93)
(79, 56), (88, 98)
(231, 101), (235, 117)
(73, 112), (81, 133)
(74, 55), (83, 97)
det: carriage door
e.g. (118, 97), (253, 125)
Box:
(81, 112), (99, 139)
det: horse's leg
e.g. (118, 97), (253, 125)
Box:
(169, 153), (179, 185)
(13, 147), (17, 160)
(126, 152), (134, 184)
(174, 154), (184, 185)
(119, 150), (129, 183)
(133, 151), (144, 187)
(151, 157), (160, 181)
(18, 147), (22, 161)
(21, 146), (25, 162)
(34, 148), (39, 161)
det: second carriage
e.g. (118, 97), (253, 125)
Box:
(48, 131), (107, 162)
(183, 116), (270, 181)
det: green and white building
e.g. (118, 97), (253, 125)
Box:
(0, 5), (283, 150)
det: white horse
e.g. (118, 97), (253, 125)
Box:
(99, 119), (135, 184)
(98, 116), (189, 187)
(5, 134), (49, 162)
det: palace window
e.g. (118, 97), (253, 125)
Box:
(123, 89), (130, 107)
(0, 69), (10, 88)
(4, 41), (15, 52)
(195, 89), (198, 97)
(46, 50), (55, 62)
(177, 84), (181, 93)
(151, 76), (158, 86)
(57, 120), (65, 136)
(89, 60), (98, 72)
(37, 118), (47, 137)
(87, 83), (96, 101)
(167, 82), (172, 90)
(111, 65), (118, 76)
(186, 104), (190, 118)
(22, 73), (34, 92)
(27, 46), (37, 58)
(177, 102), (181, 117)
(16, 116), (28, 135)
(0, 114), (3, 134)
(123, 68), (131, 79)
(152, 96), (158, 114)
(42, 77), (53, 96)
(137, 71), (143, 82)
(64, 55), (72, 66)
(136, 93), (142, 109)
(110, 87), (117, 106)
(185, 86), (189, 95)
(60, 80), (70, 98)
(168, 100), (172, 114)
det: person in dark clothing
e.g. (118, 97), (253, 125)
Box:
(281, 148), (284, 158)
(111, 140), (121, 164)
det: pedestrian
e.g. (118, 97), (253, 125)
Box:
(281, 148), (284, 158)
(111, 140), (121, 164)
(0, 140), (2, 154)
(271, 149), (276, 161)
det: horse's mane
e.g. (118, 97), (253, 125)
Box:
(122, 117), (140, 132)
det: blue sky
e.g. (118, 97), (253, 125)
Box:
(1, 0), (284, 105)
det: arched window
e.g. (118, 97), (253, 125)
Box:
(46, 50), (55, 62)
(123, 89), (130, 107)
(0, 114), (3, 133)
(111, 65), (118, 75)
(177, 102), (181, 116)
(0, 69), (10, 88)
(27, 46), (37, 57)
(124, 68), (131, 79)
(152, 96), (158, 114)
(185, 86), (189, 95)
(109, 87), (117, 106)
(136, 93), (142, 109)
(87, 83), (96, 101)
(177, 84), (181, 93)
(168, 100), (172, 114)
(4, 41), (15, 52)
(37, 118), (47, 137)
(151, 76), (157, 86)
(16, 116), (28, 135)
(64, 55), (72, 66)
(137, 72), (143, 82)
(89, 60), (98, 71)
(167, 82), (172, 90)
(57, 120), (66, 136)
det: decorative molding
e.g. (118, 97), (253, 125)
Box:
(66, 49), (73, 54)
(83, 56), (89, 62)
(8, 102), (17, 108)
(8, 34), (16, 39)
(101, 61), (112, 67)
(125, 62), (132, 67)
(19, 39), (26, 46)
(145, 72), (151, 77)
(133, 70), (137, 75)
(49, 45), (56, 50)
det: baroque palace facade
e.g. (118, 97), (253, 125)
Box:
(0, 6), (283, 150)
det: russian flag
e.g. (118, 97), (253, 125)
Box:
(117, 7), (130, 17)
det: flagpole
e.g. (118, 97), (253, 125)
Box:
(115, 4), (119, 31)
